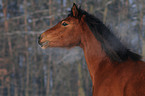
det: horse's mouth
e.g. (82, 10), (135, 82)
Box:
(39, 41), (49, 48)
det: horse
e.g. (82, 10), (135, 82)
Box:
(38, 3), (145, 96)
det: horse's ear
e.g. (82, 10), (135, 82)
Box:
(71, 3), (79, 17)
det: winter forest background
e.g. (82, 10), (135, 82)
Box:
(0, 0), (145, 96)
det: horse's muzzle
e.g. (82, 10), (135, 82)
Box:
(38, 35), (49, 48)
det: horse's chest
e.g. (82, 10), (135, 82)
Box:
(93, 78), (123, 96)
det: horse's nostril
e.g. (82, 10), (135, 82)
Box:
(38, 39), (41, 45)
(38, 35), (41, 40)
(38, 35), (42, 45)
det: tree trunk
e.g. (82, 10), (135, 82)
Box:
(103, 6), (108, 23)
(2, 0), (12, 96)
(78, 63), (85, 96)
(24, 0), (29, 95)
(2, 0), (12, 56)
(49, 0), (54, 26)
(142, 40), (145, 60)
(138, 1), (145, 60)
(46, 55), (51, 96)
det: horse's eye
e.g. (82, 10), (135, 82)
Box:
(62, 22), (68, 26)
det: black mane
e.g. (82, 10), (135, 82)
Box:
(68, 7), (142, 62)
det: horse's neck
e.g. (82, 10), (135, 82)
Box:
(80, 26), (113, 83)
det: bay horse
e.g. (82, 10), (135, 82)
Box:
(38, 3), (145, 96)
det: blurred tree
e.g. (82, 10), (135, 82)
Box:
(23, 0), (30, 96)
(2, 0), (12, 56)
(78, 63), (85, 96)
